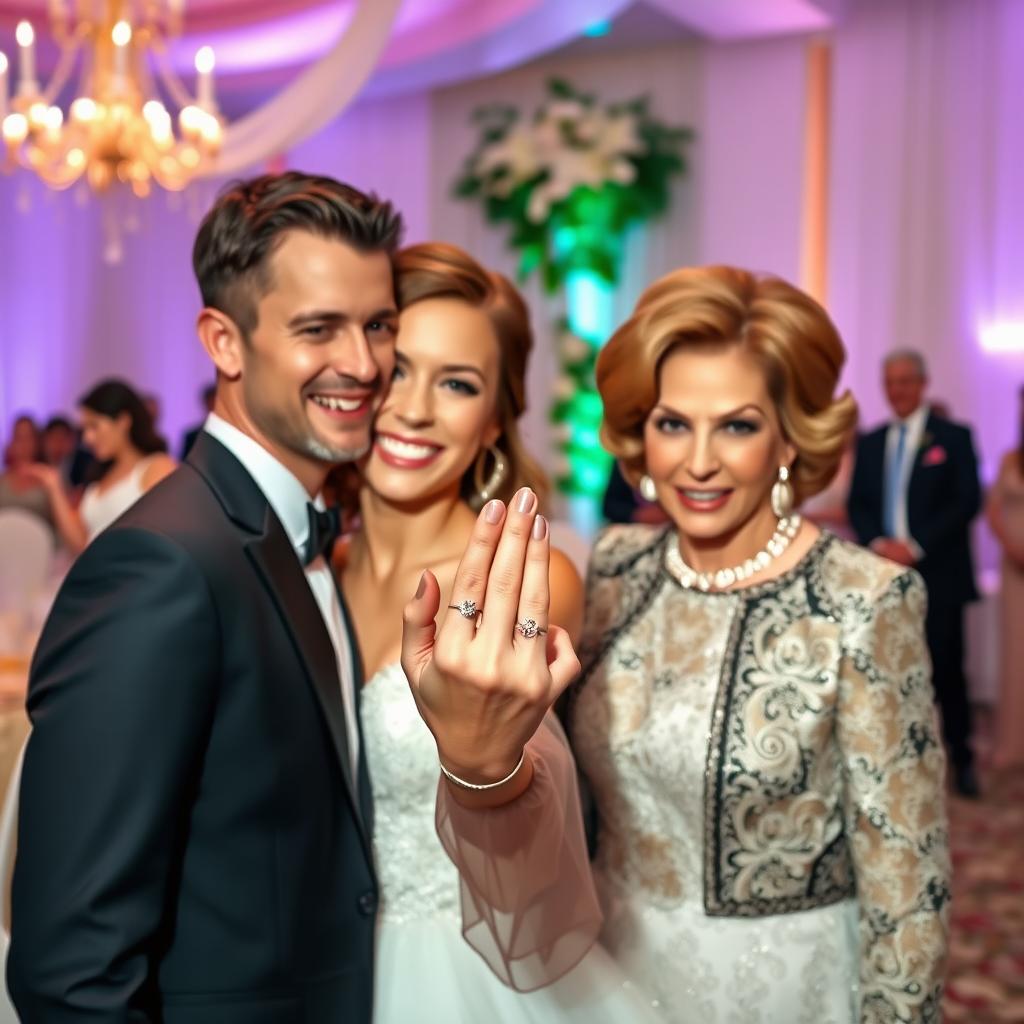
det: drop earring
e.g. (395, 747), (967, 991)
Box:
(771, 465), (794, 519)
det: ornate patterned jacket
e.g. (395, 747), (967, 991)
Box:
(572, 525), (951, 1023)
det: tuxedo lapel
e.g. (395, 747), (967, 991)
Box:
(188, 432), (371, 854)
(336, 582), (375, 833)
(246, 522), (370, 854)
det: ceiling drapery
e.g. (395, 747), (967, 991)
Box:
(199, 0), (402, 176)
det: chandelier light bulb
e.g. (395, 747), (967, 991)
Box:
(195, 47), (215, 75)
(70, 97), (97, 122)
(0, 53), (8, 75)
(179, 104), (203, 137)
(15, 20), (36, 90)
(112, 21), (133, 47)
(143, 100), (167, 122)
(195, 46), (216, 109)
(2, 112), (28, 144)
(44, 105), (63, 130)
(199, 112), (221, 145)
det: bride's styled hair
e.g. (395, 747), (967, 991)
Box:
(393, 242), (550, 511)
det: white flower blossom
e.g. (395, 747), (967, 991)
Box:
(592, 111), (646, 159)
(546, 148), (608, 198)
(542, 99), (586, 123)
(476, 125), (541, 186)
(526, 187), (552, 224)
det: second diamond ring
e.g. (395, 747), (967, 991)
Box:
(515, 618), (547, 639)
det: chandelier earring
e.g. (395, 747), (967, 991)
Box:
(473, 445), (509, 508)
(770, 465), (795, 519)
(639, 474), (658, 502)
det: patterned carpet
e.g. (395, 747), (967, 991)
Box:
(944, 766), (1024, 1021)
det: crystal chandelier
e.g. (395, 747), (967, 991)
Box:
(0, 2), (223, 196)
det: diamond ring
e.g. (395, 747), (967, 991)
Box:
(515, 618), (547, 639)
(449, 600), (480, 620)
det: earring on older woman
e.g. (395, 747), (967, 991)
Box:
(771, 465), (794, 519)
(639, 474), (658, 502)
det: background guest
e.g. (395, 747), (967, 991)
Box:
(847, 349), (982, 796)
(6, 416), (41, 461)
(77, 380), (176, 541)
(41, 416), (94, 492)
(25, 380), (176, 552)
(0, 417), (56, 535)
(179, 382), (217, 459)
(986, 383), (1024, 772)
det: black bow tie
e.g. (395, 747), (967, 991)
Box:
(303, 503), (342, 566)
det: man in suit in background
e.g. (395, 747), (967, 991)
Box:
(847, 349), (982, 796)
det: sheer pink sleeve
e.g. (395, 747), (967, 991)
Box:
(434, 714), (601, 992)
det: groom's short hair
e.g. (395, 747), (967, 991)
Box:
(193, 171), (403, 338)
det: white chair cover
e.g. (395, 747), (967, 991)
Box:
(0, 739), (25, 1024)
(0, 510), (54, 610)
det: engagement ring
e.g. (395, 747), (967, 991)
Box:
(449, 600), (480, 619)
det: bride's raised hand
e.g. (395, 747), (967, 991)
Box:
(400, 487), (580, 801)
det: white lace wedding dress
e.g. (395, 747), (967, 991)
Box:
(361, 662), (660, 1024)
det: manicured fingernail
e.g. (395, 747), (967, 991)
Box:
(415, 572), (427, 598)
(515, 488), (536, 514)
(484, 499), (504, 524)
(532, 514), (548, 541)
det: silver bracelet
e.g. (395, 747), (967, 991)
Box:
(438, 749), (527, 791)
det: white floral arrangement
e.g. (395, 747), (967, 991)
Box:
(455, 78), (691, 290)
(455, 79), (691, 499)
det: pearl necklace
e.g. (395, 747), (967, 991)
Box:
(663, 514), (802, 592)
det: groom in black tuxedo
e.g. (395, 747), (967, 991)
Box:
(9, 174), (405, 1021)
(847, 349), (982, 797)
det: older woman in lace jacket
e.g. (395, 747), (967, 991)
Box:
(432, 266), (949, 1024)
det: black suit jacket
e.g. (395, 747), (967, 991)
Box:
(847, 413), (981, 605)
(179, 425), (203, 460)
(10, 433), (378, 1023)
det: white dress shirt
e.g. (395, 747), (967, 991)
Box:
(883, 403), (929, 552)
(204, 414), (359, 778)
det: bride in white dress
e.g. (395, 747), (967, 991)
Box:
(339, 242), (658, 1023)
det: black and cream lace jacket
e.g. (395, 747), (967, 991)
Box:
(570, 525), (951, 1024)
